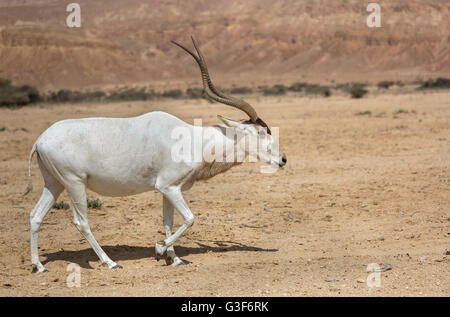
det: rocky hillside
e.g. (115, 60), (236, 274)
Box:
(0, 0), (448, 90)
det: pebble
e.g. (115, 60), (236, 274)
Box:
(375, 264), (392, 272)
(325, 278), (340, 282)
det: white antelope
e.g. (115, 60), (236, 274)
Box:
(25, 38), (287, 273)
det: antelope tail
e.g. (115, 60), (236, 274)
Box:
(24, 143), (37, 196)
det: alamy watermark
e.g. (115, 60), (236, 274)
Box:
(366, 263), (382, 288)
(366, 3), (381, 28)
(66, 3), (383, 30)
(66, 3), (81, 28)
(66, 263), (81, 288)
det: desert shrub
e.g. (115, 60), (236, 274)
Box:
(53, 198), (103, 209)
(263, 84), (286, 96)
(0, 89), (29, 106)
(419, 77), (450, 90)
(230, 86), (253, 94)
(0, 78), (11, 88)
(0, 78), (42, 107)
(53, 201), (70, 210)
(304, 84), (331, 97)
(46, 90), (69, 103)
(106, 87), (151, 101)
(349, 87), (368, 98)
(186, 87), (203, 99)
(82, 90), (106, 101)
(336, 82), (367, 91)
(342, 83), (369, 98)
(377, 81), (395, 89)
(287, 82), (331, 97)
(355, 110), (372, 116)
(287, 82), (308, 92)
(46, 88), (158, 103)
(322, 88), (332, 97)
(87, 198), (103, 209)
(45, 89), (104, 103)
(162, 89), (183, 99)
(19, 85), (41, 103)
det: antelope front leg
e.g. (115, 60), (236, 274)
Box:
(155, 187), (194, 264)
(161, 196), (185, 266)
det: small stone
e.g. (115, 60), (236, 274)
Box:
(375, 264), (392, 272)
(357, 279), (365, 283)
(419, 256), (427, 263)
(378, 236), (385, 241)
(325, 278), (340, 282)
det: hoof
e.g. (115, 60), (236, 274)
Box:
(171, 257), (186, 266)
(31, 264), (48, 273)
(155, 243), (166, 261)
(111, 264), (123, 269)
(165, 257), (173, 266)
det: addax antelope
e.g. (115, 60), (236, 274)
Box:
(25, 37), (287, 273)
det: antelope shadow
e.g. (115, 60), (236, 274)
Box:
(42, 240), (278, 269)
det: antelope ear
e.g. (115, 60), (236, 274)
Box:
(217, 115), (244, 128)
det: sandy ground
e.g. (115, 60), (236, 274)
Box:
(0, 90), (448, 296)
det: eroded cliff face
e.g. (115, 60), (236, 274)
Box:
(0, 0), (448, 90)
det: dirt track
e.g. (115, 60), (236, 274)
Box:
(0, 91), (448, 296)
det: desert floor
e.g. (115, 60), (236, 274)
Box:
(0, 90), (448, 296)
